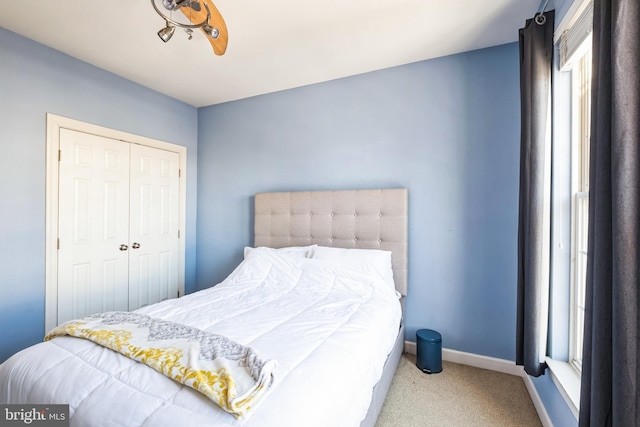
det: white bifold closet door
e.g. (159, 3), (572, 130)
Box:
(57, 128), (180, 326)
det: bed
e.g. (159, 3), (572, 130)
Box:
(0, 188), (408, 427)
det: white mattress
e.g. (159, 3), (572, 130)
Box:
(0, 249), (402, 427)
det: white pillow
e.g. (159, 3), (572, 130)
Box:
(243, 245), (317, 259)
(310, 246), (395, 291)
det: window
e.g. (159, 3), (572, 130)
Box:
(556, 0), (593, 376)
(544, 0), (593, 415)
(569, 48), (591, 372)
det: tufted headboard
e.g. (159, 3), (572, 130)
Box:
(254, 188), (408, 296)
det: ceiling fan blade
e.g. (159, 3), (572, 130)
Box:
(179, 0), (228, 55)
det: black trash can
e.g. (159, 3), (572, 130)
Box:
(416, 329), (442, 374)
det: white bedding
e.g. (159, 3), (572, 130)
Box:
(0, 248), (402, 427)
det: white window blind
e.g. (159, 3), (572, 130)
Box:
(557, 0), (593, 70)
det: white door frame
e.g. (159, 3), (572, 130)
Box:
(45, 113), (187, 332)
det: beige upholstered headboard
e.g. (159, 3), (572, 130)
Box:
(254, 188), (408, 296)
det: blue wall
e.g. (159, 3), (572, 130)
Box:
(0, 27), (198, 362)
(196, 42), (521, 361)
(532, 373), (578, 426)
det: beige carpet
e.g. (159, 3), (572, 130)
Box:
(375, 353), (542, 427)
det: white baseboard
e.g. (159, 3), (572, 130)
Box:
(404, 341), (553, 427)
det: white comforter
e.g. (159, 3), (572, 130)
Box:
(0, 249), (402, 427)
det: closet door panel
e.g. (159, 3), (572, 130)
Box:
(57, 129), (130, 325)
(128, 145), (180, 310)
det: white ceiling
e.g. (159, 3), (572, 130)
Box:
(0, 0), (541, 107)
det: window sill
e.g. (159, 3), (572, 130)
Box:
(545, 357), (580, 419)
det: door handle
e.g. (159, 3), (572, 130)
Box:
(132, 242), (141, 249)
(119, 244), (128, 251)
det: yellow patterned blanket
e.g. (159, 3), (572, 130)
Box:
(45, 312), (277, 418)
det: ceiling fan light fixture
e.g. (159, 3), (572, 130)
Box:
(158, 23), (176, 42)
(203, 25), (219, 39)
(162, 0), (191, 11)
(151, 0), (228, 55)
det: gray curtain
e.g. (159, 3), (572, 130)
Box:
(516, 10), (554, 378)
(579, 0), (640, 425)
